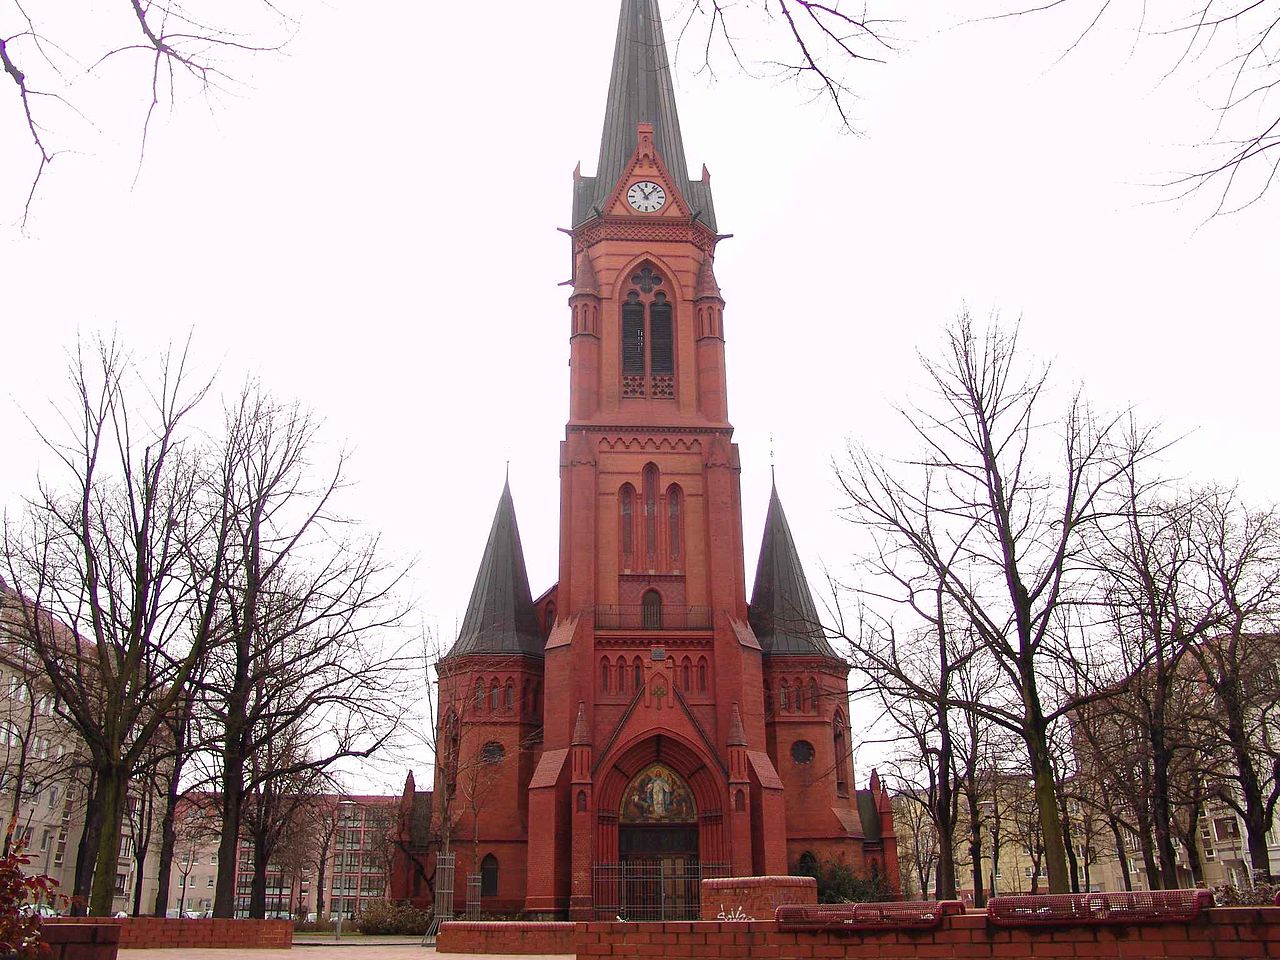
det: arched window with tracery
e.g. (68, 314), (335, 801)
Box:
(780, 680), (790, 712)
(642, 589), (663, 629)
(620, 484), (636, 570)
(489, 681), (500, 712)
(643, 464), (659, 569)
(667, 484), (682, 567)
(808, 678), (819, 713)
(620, 264), (676, 400)
(504, 681), (514, 711)
(474, 680), (485, 712)
(480, 854), (499, 898)
(834, 712), (849, 794)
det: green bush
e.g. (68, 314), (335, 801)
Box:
(353, 899), (433, 936)
(793, 856), (893, 904)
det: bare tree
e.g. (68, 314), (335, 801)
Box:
(202, 384), (409, 918)
(0, 0), (293, 226)
(1, 336), (230, 915)
(837, 314), (1157, 893)
(673, 0), (895, 130)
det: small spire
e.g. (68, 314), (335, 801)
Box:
(572, 702), (591, 745)
(727, 703), (747, 747)
(573, 249), (600, 297)
(694, 253), (722, 300)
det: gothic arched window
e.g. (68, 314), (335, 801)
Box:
(667, 484), (682, 565)
(480, 854), (499, 898)
(780, 680), (790, 712)
(621, 293), (645, 375)
(620, 484), (636, 569)
(681, 657), (691, 692)
(834, 712), (849, 794)
(697, 657), (708, 692)
(504, 681), (514, 711)
(601, 658), (611, 693)
(489, 681), (500, 712)
(474, 680), (485, 712)
(643, 464), (658, 568)
(642, 589), (663, 630)
(808, 678), (819, 713)
(617, 656), (627, 692)
(649, 293), (673, 375)
(633, 656), (644, 690)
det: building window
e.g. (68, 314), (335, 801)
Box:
(504, 681), (514, 711)
(622, 293), (645, 376)
(643, 464), (659, 568)
(807, 678), (819, 713)
(791, 740), (815, 765)
(667, 484), (682, 564)
(480, 854), (499, 898)
(617, 656), (627, 692)
(833, 714), (849, 793)
(780, 681), (790, 712)
(633, 657), (643, 691)
(474, 680), (485, 712)
(649, 294), (673, 375)
(642, 590), (663, 630)
(681, 657), (691, 692)
(798, 851), (818, 875)
(697, 657), (708, 692)
(620, 484), (636, 569)
(482, 742), (505, 764)
(601, 659), (611, 692)
(489, 681), (499, 712)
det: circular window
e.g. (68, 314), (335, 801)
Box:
(791, 740), (815, 765)
(481, 741), (505, 764)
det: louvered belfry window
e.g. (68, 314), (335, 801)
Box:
(620, 264), (675, 398)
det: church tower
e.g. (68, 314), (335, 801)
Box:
(420, 0), (897, 920)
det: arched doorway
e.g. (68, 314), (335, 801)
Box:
(613, 763), (701, 919)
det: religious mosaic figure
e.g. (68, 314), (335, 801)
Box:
(620, 763), (696, 823)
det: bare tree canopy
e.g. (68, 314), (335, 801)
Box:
(0, 0), (292, 224)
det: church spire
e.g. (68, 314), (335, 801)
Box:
(573, 0), (717, 229)
(445, 478), (544, 659)
(748, 484), (838, 658)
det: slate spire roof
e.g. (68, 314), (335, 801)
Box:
(573, 0), (717, 230)
(445, 479), (544, 660)
(748, 480), (838, 658)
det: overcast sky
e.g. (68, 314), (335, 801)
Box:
(2, 1), (1276, 790)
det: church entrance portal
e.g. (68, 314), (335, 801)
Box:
(594, 763), (723, 920)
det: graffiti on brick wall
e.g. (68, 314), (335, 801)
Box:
(716, 904), (754, 921)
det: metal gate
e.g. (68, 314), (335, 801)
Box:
(421, 852), (455, 945)
(592, 860), (728, 921)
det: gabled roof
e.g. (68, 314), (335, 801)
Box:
(748, 481), (838, 658)
(573, 0), (718, 231)
(444, 480), (544, 660)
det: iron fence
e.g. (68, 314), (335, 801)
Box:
(421, 852), (455, 945)
(592, 860), (728, 921)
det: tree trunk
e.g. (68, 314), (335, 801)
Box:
(1024, 715), (1069, 893)
(1058, 792), (1080, 894)
(88, 764), (128, 916)
(250, 828), (269, 920)
(214, 739), (246, 917)
(932, 720), (957, 899)
(1136, 808), (1160, 891)
(152, 785), (179, 916)
(1107, 816), (1132, 891)
(1150, 725), (1180, 889)
(965, 789), (986, 907)
(1224, 700), (1275, 881)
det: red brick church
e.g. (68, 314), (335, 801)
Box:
(391, 0), (897, 919)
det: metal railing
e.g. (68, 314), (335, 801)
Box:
(592, 860), (728, 921)
(594, 605), (713, 631)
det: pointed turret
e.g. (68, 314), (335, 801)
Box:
(748, 481), (837, 657)
(573, 249), (600, 297)
(445, 479), (544, 659)
(572, 702), (591, 745)
(573, 0), (717, 229)
(727, 703), (747, 747)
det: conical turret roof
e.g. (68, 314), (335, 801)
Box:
(748, 481), (837, 658)
(572, 0), (717, 230)
(445, 479), (544, 659)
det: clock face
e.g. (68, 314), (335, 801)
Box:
(627, 181), (667, 213)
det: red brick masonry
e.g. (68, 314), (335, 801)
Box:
(47, 917), (292, 950)
(42, 923), (120, 960)
(701, 875), (818, 921)
(444, 909), (1280, 958)
(437, 921), (577, 955)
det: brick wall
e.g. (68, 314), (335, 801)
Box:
(438, 920), (577, 954)
(574, 910), (1280, 959)
(47, 917), (292, 949)
(700, 875), (817, 921)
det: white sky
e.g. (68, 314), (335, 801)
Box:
(2, 1), (1277, 791)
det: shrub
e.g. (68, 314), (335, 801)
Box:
(1214, 870), (1280, 906)
(793, 856), (893, 904)
(353, 899), (432, 936)
(0, 842), (60, 960)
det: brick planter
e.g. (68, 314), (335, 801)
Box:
(40, 923), (120, 960)
(438, 921), (577, 955)
(700, 875), (817, 921)
(46, 917), (291, 950)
